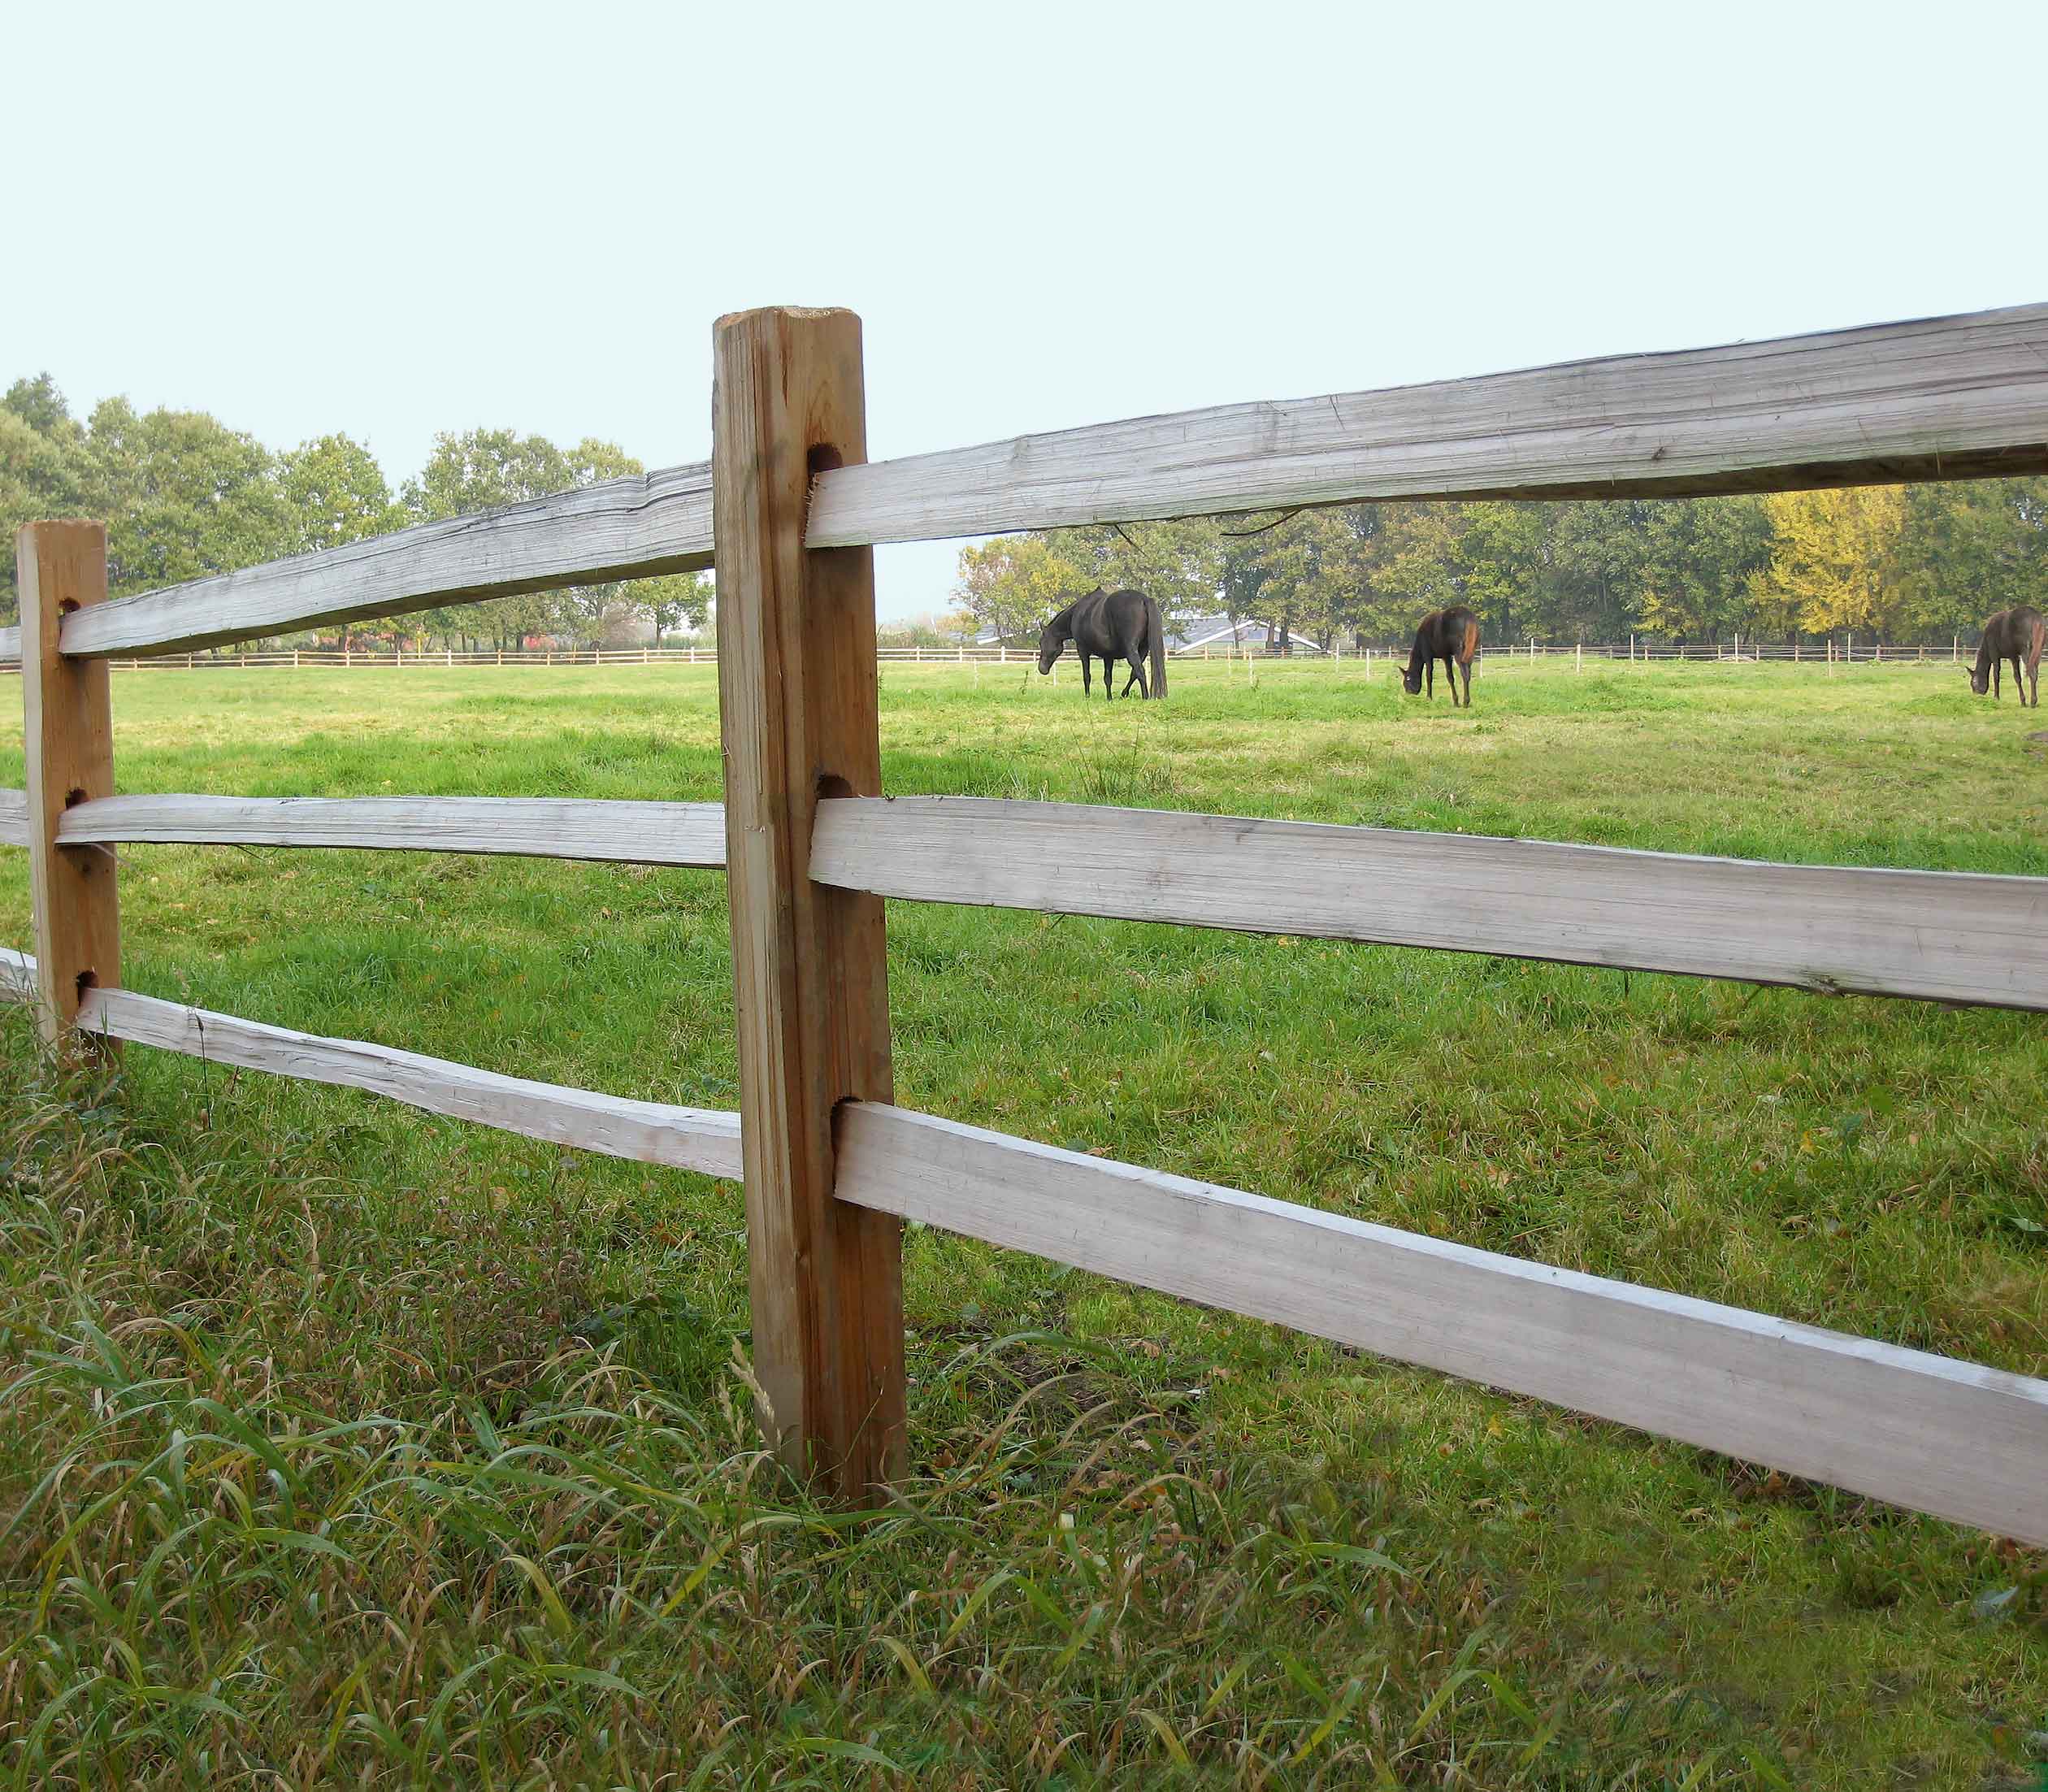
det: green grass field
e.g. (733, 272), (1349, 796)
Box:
(2, 657), (2044, 1787)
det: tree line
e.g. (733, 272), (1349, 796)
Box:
(10, 367), (2043, 654)
(956, 478), (2048, 650)
(0, 374), (709, 649)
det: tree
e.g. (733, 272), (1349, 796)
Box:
(1637, 497), (1772, 641)
(83, 397), (284, 596)
(1, 375), (93, 620)
(640, 571), (711, 646)
(1750, 487), (1907, 638)
(404, 428), (575, 646)
(1456, 503), (1552, 643)
(1894, 479), (2048, 639)
(276, 434), (400, 558)
(1048, 518), (1226, 633)
(1220, 509), (1368, 650)
(954, 536), (1078, 644)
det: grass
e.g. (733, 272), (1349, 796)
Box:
(1, 656), (2044, 1786)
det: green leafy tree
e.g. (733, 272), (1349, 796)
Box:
(1048, 518), (1226, 634)
(84, 397), (284, 596)
(954, 536), (1082, 645)
(640, 571), (711, 646)
(404, 429), (575, 646)
(276, 434), (400, 558)
(2, 375), (93, 620)
(1638, 497), (1772, 642)
(1894, 479), (2048, 639)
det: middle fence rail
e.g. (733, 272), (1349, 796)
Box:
(7, 298), (2047, 1540)
(0, 640), (1989, 670)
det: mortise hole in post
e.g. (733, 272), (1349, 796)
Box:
(58, 599), (80, 617)
(806, 444), (844, 478)
(75, 970), (98, 1000)
(64, 788), (88, 809)
(817, 774), (856, 804)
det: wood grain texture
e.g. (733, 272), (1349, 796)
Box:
(60, 463), (713, 657)
(74, 975), (739, 1178)
(59, 793), (727, 866)
(0, 789), (27, 848)
(839, 1101), (2048, 1546)
(45, 302), (2048, 657)
(20, 522), (120, 1048)
(810, 796), (2048, 1010)
(714, 306), (904, 1500)
(806, 302), (2048, 545)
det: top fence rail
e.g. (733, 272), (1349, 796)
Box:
(43, 301), (2048, 660)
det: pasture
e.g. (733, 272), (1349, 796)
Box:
(2, 656), (2044, 1786)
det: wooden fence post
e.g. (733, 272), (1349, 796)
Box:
(713, 306), (904, 1503)
(19, 522), (119, 1051)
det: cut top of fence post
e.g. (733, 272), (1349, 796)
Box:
(18, 521), (120, 1048)
(712, 306), (905, 1503)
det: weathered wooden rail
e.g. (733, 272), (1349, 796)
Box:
(0, 640), (1985, 672)
(6, 301), (2046, 1543)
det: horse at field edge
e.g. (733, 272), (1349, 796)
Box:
(1399, 605), (1481, 706)
(1038, 588), (1168, 701)
(1969, 605), (2044, 707)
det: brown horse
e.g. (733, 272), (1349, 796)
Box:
(1969, 605), (2044, 707)
(1399, 606), (1480, 706)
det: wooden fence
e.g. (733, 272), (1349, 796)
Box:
(6, 302), (2046, 1543)
(0, 639), (1986, 672)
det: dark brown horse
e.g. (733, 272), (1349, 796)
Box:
(1038, 588), (1167, 701)
(1969, 605), (2044, 707)
(1399, 606), (1480, 706)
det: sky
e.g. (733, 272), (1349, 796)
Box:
(8, 1), (2048, 619)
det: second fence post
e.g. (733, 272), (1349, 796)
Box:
(19, 521), (120, 1052)
(713, 306), (905, 1502)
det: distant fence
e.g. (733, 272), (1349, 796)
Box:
(0, 639), (1983, 672)
(5, 300), (2046, 1545)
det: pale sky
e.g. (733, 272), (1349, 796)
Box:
(10, 2), (2048, 618)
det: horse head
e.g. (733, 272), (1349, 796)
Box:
(1039, 600), (1083, 673)
(1968, 661), (1990, 695)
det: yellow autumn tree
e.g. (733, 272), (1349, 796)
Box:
(1749, 486), (1907, 636)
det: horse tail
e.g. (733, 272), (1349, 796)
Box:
(1147, 596), (1167, 699)
(1461, 617), (1480, 664)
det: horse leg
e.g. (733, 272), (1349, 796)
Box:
(1081, 655), (1092, 699)
(1100, 653), (1113, 701)
(1460, 657), (1473, 707)
(1425, 659), (1434, 700)
(1123, 650), (1147, 698)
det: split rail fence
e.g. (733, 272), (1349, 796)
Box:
(6, 302), (2046, 1543)
(0, 640), (1981, 673)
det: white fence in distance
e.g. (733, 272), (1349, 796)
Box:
(0, 639), (1981, 672)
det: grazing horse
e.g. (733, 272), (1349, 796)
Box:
(1969, 605), (2044, 708)
(1399, 605), (1480, 706)
(1038, 588), (1168, 701)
